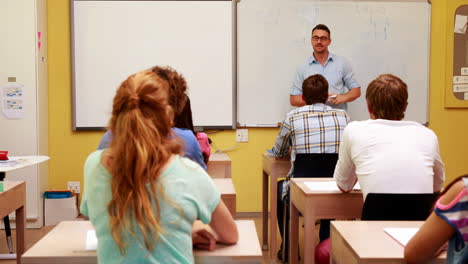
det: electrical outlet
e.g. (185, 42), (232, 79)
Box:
(236, 129), (249, 143)
(67, 181), (80, 194)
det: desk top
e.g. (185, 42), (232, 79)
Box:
(0, 181), (25, 193)
(0, 156), (49, 172)
(331, 221), (446, 262)
(291, 178), (362, 196)
(213, 178), (236, 195)
(209, 153), (231, 163)
(22, 220), (262, 263)
(0, 181), (26, 220)
(262, 153), (290, 176)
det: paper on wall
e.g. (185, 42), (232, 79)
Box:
(455, 15), (468, 34)
(1, 83), (25, 119)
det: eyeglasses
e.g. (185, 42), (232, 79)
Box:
(312, 36), (329, 42)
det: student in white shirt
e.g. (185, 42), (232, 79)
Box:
(334, 74), (445, 199)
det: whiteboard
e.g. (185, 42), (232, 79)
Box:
(71, 0), (235, 130)
(237, 0), (430, 126)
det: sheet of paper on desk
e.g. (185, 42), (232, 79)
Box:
(354, 182), (361, 190)
(383, 227), (419, 246)
(85, 230), (97, 251)
(304, 181), (340, 191)
(304, 181), (361, 191)
(0, 160), (18, 167)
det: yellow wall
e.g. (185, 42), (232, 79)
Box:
(47, 0), (468, 212)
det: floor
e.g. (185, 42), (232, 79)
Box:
(0, 216), (315, 264)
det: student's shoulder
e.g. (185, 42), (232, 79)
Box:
(328, 107), (348, 115)
(85, 150), (104, 166)
(168, 155), (208, 177)
(173, 127), (195, 139)
(284, 107), (302, 119)
(344, 120), (369, 130)
(438, 179), (468, 207)
(402, 121), (439, 139)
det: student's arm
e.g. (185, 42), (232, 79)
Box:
(337, 178), (357, 193)
(433, 140), (445, 192)
(290, 95), (306, 107)
(272, 117), (292, 159)
(192, 221), (217, 251)
(334, 126), (357, 192)
(404, 181), (464, 264)
(290, 67), (305, 107)
(329, 87), (361, 105)
(208, 200), (238, 245)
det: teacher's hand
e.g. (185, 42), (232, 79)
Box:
(333, 94), (347, 105)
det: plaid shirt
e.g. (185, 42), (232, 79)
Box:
(273, 103), (350, 176)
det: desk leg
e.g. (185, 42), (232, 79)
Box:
(262, 170), (269, 251)
(289, 202), (299, 264)
(269, 172), (278, 260)
(15, 206), (25, 264)
(3, 216), (13, 253)
(0, 172), (14, 255)
(303, 210), (316, 264)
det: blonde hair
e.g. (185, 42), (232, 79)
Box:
(106, 70), (182, 253)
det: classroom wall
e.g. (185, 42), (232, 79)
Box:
(47, 0), (468, 213)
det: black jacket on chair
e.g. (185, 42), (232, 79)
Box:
(361, 192), (439, 221)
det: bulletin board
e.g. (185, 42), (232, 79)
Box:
(447, 3), (468, 107)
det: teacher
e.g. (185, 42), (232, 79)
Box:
(290, 24), (361, 110)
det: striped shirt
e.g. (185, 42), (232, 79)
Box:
(272, 103), (350, 176)
(435, 177), (468, 261)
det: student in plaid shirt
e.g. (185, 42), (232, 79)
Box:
(272, 74), (350, 259)
(273, 74), (350, 173)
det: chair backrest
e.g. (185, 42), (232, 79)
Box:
(361, 193), (439, 221)
(293, 153), (338, 178)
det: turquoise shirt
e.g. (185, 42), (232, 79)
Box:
(80, 151), (220, 264)
(291, 53), (360, 110)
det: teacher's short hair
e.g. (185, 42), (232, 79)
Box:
(302, 74), (329, 105)
(366, 74), (408, 120)
(312, 24), (331, 37)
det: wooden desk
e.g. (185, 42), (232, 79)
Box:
(213, 178), (236, 217)
(0, 181), (26, 264)
(261, 153), (290, 259)
(207, 153), (231, 178)
(331, 221), (446, 264)
(22, 220), (263, 264)
(0, 157), (47, 260)
(289, 178), (364, 264)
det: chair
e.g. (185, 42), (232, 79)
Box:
(277, 153), (338, 262)
(361, 192), (439, 220)
(293, 153), (338, 178)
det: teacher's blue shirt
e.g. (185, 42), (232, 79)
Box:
(291, 53), (360, 110)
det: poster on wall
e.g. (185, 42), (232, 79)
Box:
(1, 83), (25, 119)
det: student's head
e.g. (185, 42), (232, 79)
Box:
(151, 65), (188, 117)
(311, 24), (331, 54)
(366, 74), (408, 121)
(302, 74), (329, 104)
(152, 66), (195, 133)
(174, 97), (195, 133)
(108, 69), (182, 253)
